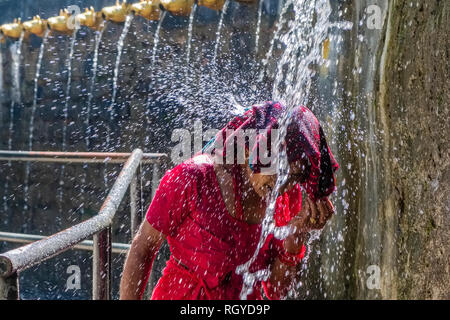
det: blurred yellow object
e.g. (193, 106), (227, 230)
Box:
(23, 16), (48, 37)
(198, 0), (225, 11)
(0, 19), (23, 39)
(78, 7), (104, 30)
(48, 9), (74, 34)
(322, 38), (330, 60)
(131, 0), (161, 20)
(160, 0), (195, 16)
(102, 0), (131, 23)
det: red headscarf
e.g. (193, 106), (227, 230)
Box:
(208, 101), (339, 201)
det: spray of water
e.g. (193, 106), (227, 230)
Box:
(5, 31), (24, 211)
(186, 3), (197, 68)
(58, 28), (78, 210)
(145, 11), (167, 128)
(0, 47), (3, 102)
(85, 28), (105, 149)
(254, 0), (264, 56)
(7, 32), (24, 154)
(3, 32), (24, 213)
(235, 0), (333, 300)
(258, 0), (293, 81)
(151, 11), (166, 66)
(81, 27), (105, 216)
(22, 30), (49, 214)
(105, 14), (133, 188)
(212, 0), (230, 64)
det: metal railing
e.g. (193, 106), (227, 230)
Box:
(0, 148), (168, 300)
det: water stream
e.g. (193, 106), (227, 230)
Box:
(85, 28), (105, 150)
(236, 0), (334, 300)
(186, 3), (198, 67)
(22, 29), (49, 214)
(212, 0), (230, 64)
(58, 29), (78, 209)
(5, 32), (24, 213)
(254, 0), (264, 55)
(3, 33), (24, 213)
(106, 14), (133, 152)
(104, 14), (133, 187)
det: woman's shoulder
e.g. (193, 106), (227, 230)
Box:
(164, 154), (214, 185)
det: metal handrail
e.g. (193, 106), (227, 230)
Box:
(0, 148), (157, 300)
(0, 150), (166, 164)
(0, 231), (130, 254)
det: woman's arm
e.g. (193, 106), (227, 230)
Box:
(120, 220), (166, 300)
(265, 197), (334, 299)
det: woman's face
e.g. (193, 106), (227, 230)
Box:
(245, 156), (310, 198)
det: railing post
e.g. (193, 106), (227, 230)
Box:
(93, 227), (112, 300)
(130, 164), (142, 238)
(0, 272), (19, 300)
(151, 162), (160, 200)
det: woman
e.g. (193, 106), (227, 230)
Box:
(120, 102), (339, 300)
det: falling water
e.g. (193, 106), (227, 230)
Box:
(23, 29), (49, 212)
(0, 48), (3, 101)
(143, 11), (167, 147)
(27, 29), (50, 152)
(4, 32), (24, 213)
(62, 29), (78, 152)
(104, 14), (133, 189)
(212, 0), (230, 64)
(81, 28), (105, 216)
(7, 32), (24, 154)
(145, 11), (166, 113)
(254, 0), (264, 55)
(58, 29), (78, 208)
(85, 28), (105, 149)
(151, 11), (166, 66)
(23, 30), (50, 210)
(236, 0), (333, 300)
(186, 3), (197, 67)
(106, 14), (133, 152)
(258, 0), (292, 80)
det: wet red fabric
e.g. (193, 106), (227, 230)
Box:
(146, 155), (304, 300)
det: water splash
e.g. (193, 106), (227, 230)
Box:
(145, 11), (167, 124)
(255, 0), (264, 56)
(212, 0), (230, 64)
(104, 14), (133, 189)
(236, 0), (333, 300)
(7, 32), (24, 154)
(258, 0), (292, 81)
(106, 14), (133, 152)
(85, 28), (105, 150)
(0, 47), (4, 102)
(82, 28), (105, 216)
(2, 33), (24, 213)
(23, 29), (49, 213)
(59, 28), (79, 211)
(5, 31), (24, 213)
(151, 11), (166, 66)
(186, 3), (197, 67)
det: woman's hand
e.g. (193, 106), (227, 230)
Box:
(284, 196), (335, 254)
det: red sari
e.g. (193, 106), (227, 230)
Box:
(146, 155), (304, 300)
